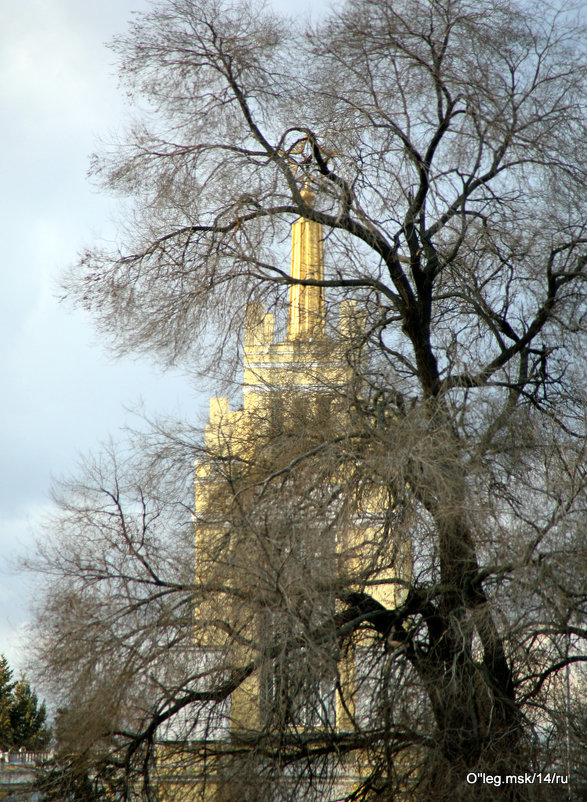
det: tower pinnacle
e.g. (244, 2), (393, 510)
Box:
(287, 184), (325, 340)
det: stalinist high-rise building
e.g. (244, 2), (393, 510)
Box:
(159, 185), (409, 801)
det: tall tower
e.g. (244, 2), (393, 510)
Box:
(194, 198), (346, 687)
(157, 195), (405, 802)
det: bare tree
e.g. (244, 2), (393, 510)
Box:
(31, 0), (587, 799)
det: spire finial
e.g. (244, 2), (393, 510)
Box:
(299, 177), (315, 205)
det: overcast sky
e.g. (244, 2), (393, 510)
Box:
(0, 0), (327, 676)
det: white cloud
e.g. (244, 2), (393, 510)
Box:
(0, 500), (52, 674)
(0, 620), (31, 676)
(0, 0), (141, 135)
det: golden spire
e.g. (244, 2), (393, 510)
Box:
(287, 183), (325, 340)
